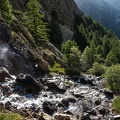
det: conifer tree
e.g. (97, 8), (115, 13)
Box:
(81, 46), (92, 71)
(0, 0), (13, 23)
(24, 0), (48, 42)
(62, 40), (81, 75)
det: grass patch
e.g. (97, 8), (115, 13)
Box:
(112, 96), (120, 114)
(0, 112), (24, 120)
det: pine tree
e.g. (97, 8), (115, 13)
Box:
(81, 46), (92, 71)
(24, 0), (48, 42)
(0, 0), (13, 23)
(105, 50), (118, 66)
(62, 40), (81, 75)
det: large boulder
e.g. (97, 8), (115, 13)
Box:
(16, 73), (43, 94)
(45, 81), (66, 93)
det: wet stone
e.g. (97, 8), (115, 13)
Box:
(42, 101), (57, 115)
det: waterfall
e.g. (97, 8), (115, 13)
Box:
(0, 45), (8, 60)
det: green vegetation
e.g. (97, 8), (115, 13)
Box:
(104, 65), (120, 92)
(74, 15), (120, 68)
(112, 97), (120, 113)
(49, 62), (64, 74)
(0, 112), (24, 120)
(24, 0), (49, 42)
(62, 40), (81, 75)
(88, 62), (105, 76)
(0, 0), (13, 23)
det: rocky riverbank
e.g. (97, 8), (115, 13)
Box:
(0, 67), (116, 120)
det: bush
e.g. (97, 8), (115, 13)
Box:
(88, 62), (105, 76)
(104, 65), (120, 92)
(112, 96), (120, 113)
(49, 62), (64, 74)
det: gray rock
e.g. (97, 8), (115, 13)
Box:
(98, 107), (109, 115)
(54, 114), (74, 120)
(42, 101), (57, 115)
(0, 67), (12, 82)
(16, 73), (43, 94)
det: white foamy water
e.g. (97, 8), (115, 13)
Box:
(0, 79), (105, 109)
(0, 45), (8, 60)
(0, 75), (113, 119)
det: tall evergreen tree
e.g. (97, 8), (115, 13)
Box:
(105, 50), (118, 66)
(62, 40), (81, 75)
(81, 46), (93, 71)
(24, 0), (48, 42)
(0, 0), (13, 23)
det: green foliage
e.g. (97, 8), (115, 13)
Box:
(49, 62), (64, 74)
(0, 0), (13, 23)
(24, 0), (49, 42)
(88, 62), (105, 76)
(81, 46), (94, 71)
(112, 96), (120, 113)
(104, 65), (120, 92)
(0, 112), (24, 120)
(62, 40), (81, 75)
(73, 14), (120, 68)
(105, 50), (118, 66)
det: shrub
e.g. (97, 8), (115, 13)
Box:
(49, 62), (64, 74)
(88, 62), (105, 76)
(104, 65), (120, 92)
(112, 96), (120, 113)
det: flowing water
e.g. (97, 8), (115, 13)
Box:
(0, 75), (114, 119)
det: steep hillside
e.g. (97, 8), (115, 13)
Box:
(10, 0), (83, 45)
(75, 0), (120, 38)
(10, 0), (82, 30)
(9, 0), (120, 69)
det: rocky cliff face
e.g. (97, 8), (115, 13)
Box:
(6, 0), (84, 75)
(0, 15), (64, 76)
(10, 0), (83, 42)
(0, 18), (48, 75)
(39, 0), (82, 30)
(10, 0), (82, 30)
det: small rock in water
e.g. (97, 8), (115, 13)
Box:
(39, 112), (52, 120)
(4, 101), (12, 110)
(42, 101), (57, 115)
(98, 107), (110, 115)
(54, 114), (74, 120)
(0, 67), (12, 82)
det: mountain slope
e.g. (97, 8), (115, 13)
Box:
(75, 0), (120, 38)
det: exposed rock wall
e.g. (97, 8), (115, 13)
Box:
(10, 0), (83, 30)
(0, 18), (48, 75)
(39, 0), (82, 30)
